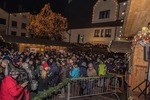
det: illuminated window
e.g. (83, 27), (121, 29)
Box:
(105, 29), (111, 37)
(99, 10), (110, 19)
(94, 30), (100, 37)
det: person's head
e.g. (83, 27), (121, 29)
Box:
(97, 58), (100, 63)
(61, 60), (66, 66)
(1, 59), (9, 67)
(88, 63), (94, 70)
(25, 58), (30, 63)
(9, 70), (20, 79)
(29, 60), (33, 65)
(14, 59), (20, 66)
(69, 59), (74, 65)
(35, 59), (40, 64)
(30, 55), (34, 59)
(81, 62), (87, 67)
(42, 62), (49, 71)
(73, 62), (78, 68)
(40, 67), (47, 79)
(21, 62), (29, 70)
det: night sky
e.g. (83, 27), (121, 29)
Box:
(0, 0), (68, 13)
(0, 0), (125, 29)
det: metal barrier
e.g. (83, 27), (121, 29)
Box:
(67, 76), (120, 100)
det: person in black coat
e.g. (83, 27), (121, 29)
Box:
(38, 67), (49, 91)
(0, 66), (4, 85)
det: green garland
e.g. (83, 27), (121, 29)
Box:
(31, 78), (71, 100)
(31, 74), (115, 100)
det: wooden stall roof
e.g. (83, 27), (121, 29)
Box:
(1, 35), (70, 47)
(109, 40), (132, 53)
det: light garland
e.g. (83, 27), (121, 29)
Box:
(132, 27), (150, 45)
(92, 0), (118, 23)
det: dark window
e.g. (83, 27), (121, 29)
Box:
(11, 31), (17, 36)
(99, 10), (110, 19)
(0, 18), (6, 25)
(94, 30), (100, 37)
(21, 23), (26, 29)
(21, 33), (26, 37)
(12, 21), (17, 27)
(30, 34), (34, 38)
(105, 29), (111, 37)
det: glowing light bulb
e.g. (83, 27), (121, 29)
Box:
(123, 2), (126, 6)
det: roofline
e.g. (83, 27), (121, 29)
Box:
(0, 8), (8, 14)
(69, 20), (123, 29)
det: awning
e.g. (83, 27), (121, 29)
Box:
(1, 35), (70, 47)
(109, 40), (132, 53)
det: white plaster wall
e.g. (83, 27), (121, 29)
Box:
(9, 12), (29, 36)
(115, 26), (123, 38)
(0, 8), (8, 34)
(92, 0), (118, 23)
(69, 27), (116, 44)
(118, 2), (127, 19)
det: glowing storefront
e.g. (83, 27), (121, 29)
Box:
(1, 35), (68, 52)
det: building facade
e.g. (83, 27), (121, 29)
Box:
(64, 0), (128, 45)
(0, 8), (29, 37)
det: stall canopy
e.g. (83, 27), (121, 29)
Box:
(1, 35), (70, 46)
(109, 40), (132, 53)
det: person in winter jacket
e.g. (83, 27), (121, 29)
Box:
(0, 70), (28, 100)
(98, 61), (107, 76)
(69, 63), (80, 78)
(38, 64), (49, 92)
(1, 59), (9, 76)
(87, 63), (97, 94)
(87, 63), (97, 77)
(79, 62), (87, 77)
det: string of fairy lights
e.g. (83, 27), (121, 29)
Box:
(132, 27), (150, 45)
(92, 0), (127, 40)
(92, 0), (118, 22)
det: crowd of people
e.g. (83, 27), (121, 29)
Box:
(0, 46), (128, 100)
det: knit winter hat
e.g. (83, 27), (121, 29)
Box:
(43, 62), (49, 69)
(81, 62), (87, 67)
(13, 59), (20, 67)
